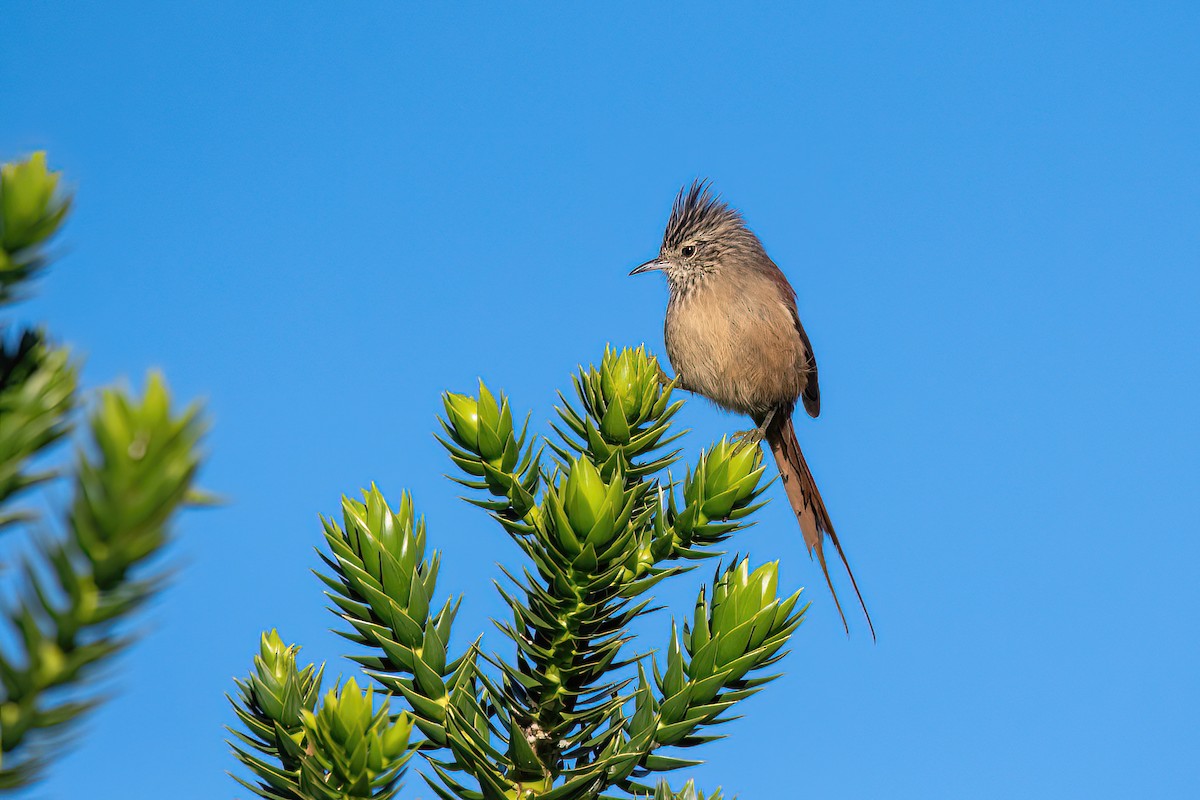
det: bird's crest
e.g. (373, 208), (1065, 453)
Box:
(663, 179), (744, 250)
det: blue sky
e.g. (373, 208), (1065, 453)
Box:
(3, 3), (1198, 798)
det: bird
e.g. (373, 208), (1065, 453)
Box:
(630, 180), (874, 638)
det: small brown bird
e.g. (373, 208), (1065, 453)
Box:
(631, 180), (874, 638)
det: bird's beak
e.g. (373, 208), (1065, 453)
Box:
(629, 258), (663, 276)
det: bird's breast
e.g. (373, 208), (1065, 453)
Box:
(665, 279), (808, 416)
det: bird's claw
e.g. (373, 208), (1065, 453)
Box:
(654, 364), (674, 388)
(655, 364), (693, 394)
(731, 428), (765, 445)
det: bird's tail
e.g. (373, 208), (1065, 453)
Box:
(765, 412), (875, 639)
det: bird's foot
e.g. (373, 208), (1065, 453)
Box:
(731, 408), (777, 445)
(655, 365), (693, 394)
(654, 364), (672, 387)
(731, 427), (766, 445)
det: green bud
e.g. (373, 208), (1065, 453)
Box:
(596, 345), (667, 442)
(249, 630), (314, 728)
(598, 346), (637, 406)
(443, 392), (481, 451)
(673, 438), (767, 542)
(438, 383), (540, 529)
(685, 438), (764, 520)
(300, 678), (413, 798)
(330, 488), (433, 652)
(474, 382), (510, 462)
(0, 152), (70, 253)
(259, 629), (295, 686)
(556, 345), (683, 481)
(698, 559), (792, 679)
(562, 456), (620, 545)
(442, 381), (515, 465)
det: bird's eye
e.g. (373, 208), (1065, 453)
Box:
(681, 245), (696, 257)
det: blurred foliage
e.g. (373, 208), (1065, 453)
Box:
(232, 345), (807, 799)
(0, 152), (207, 789)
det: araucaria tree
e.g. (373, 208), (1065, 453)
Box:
(229, 347), (809, 800)
(0, 153), (206, 788)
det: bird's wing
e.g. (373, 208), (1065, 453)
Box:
(792, 310), (820, 418)
(763, 259), (821, 418)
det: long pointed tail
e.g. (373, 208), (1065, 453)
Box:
(766, 413), (875, 640)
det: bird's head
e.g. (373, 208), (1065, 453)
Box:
(630, 180), (766, 291)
